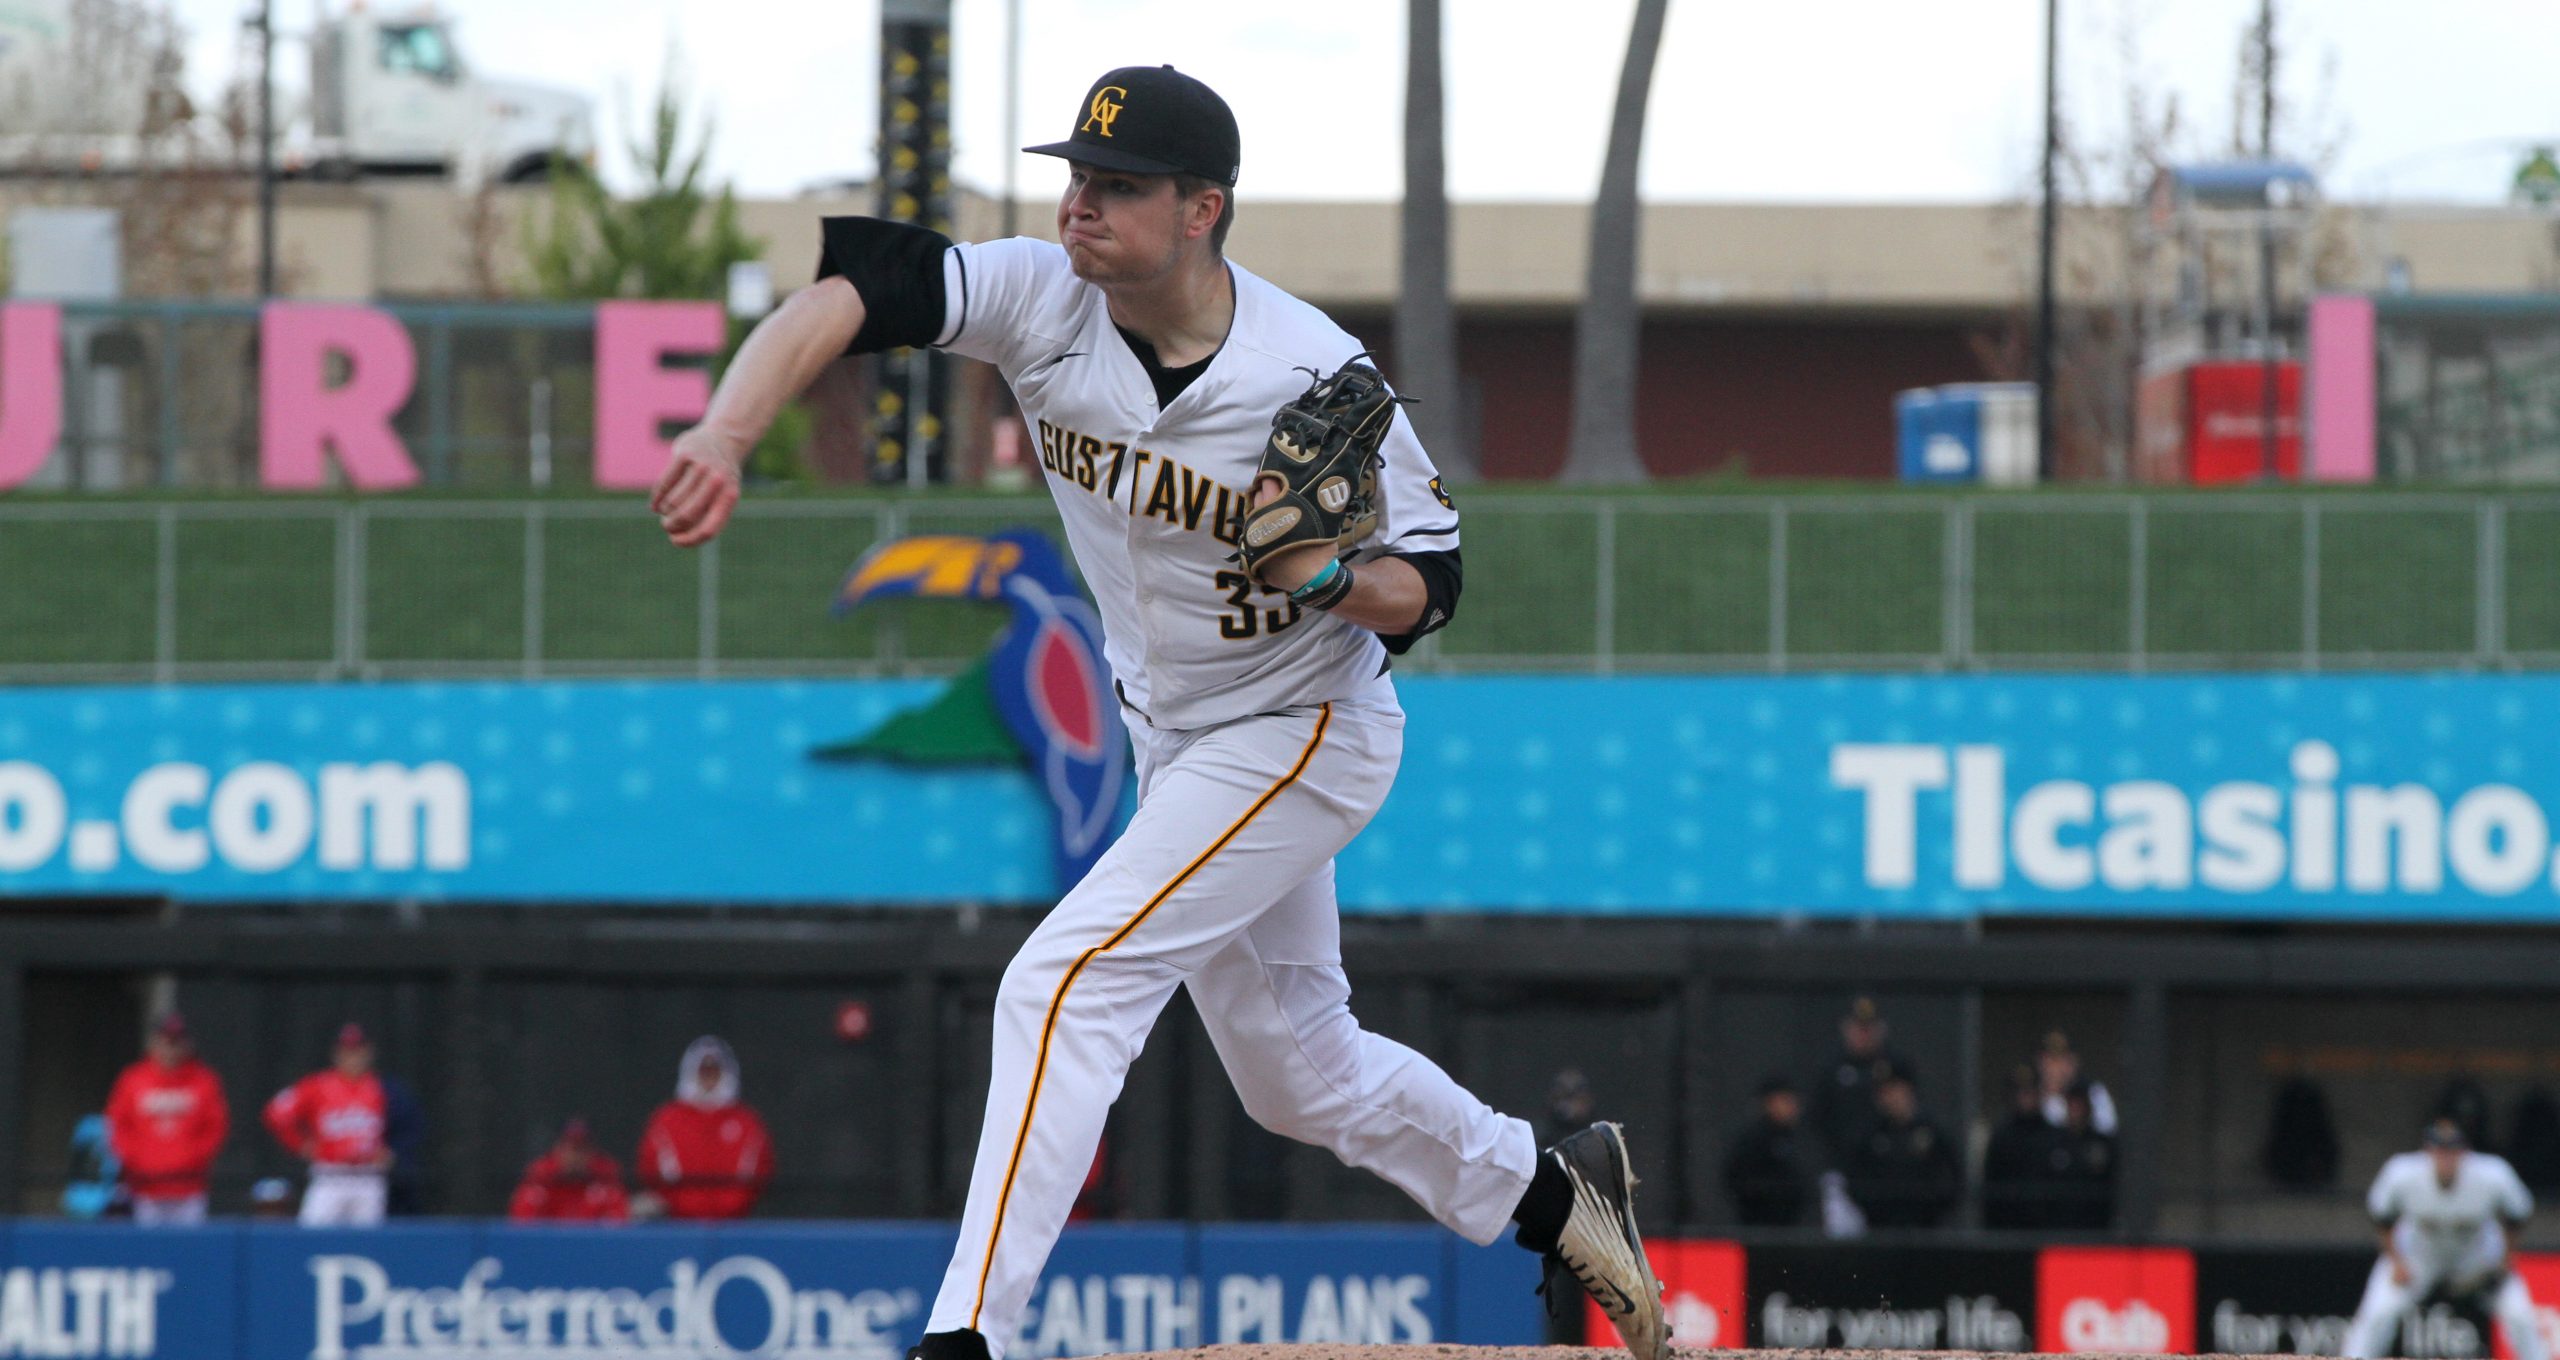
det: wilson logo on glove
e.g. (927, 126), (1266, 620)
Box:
(1246, 510), (1302, 548)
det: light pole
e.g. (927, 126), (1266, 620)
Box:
(2034, 0), (2059, 481)
(1001, 0), (1020, 240)
(2256, 0), (2281, 481)
(253, 0), (276, 298)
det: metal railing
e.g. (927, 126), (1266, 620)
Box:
(23, 301), (608, 493)
(5, 491), (2560, 682)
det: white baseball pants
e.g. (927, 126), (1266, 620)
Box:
(299, 1167), (387, 1226)
(129, 1193), (207, 1226)
(2344, 1228), (2547, 1360)
(926, 679), (1538, 1358)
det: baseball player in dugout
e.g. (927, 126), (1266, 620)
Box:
(263, 1022), (393, 1227)
(2345, 1117), (2546, 1360)
(103, 1011), (230, 1226)
(652, 65), (1668, 1360)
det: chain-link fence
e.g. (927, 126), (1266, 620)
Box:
(5, 492), (2557, 682)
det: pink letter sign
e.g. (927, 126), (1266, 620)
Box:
(2305, 294), (2377, 484)
(259, 304), (420, 490)
(0, 304), (64, 489)
(594, 300), (726, 489)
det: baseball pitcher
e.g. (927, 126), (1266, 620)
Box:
(652, 63), (1667, 1360)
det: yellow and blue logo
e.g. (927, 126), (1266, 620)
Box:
(821, 530), (1128, 888)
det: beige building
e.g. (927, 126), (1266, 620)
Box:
(7, 178), (2555, 480)
(31, 180), (2543, 312)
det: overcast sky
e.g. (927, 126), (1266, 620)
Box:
(172, 0), (2559, 207)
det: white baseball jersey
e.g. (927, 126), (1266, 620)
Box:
(2348, 1151), (2545, 1360)
(2368, 1150), (2533, 1269)
(930, 238), (1460, 731)
(822, 231), (1534, 1360)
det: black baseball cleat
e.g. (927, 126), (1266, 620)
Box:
(906, 1330), (992, 1360)
(1545, 1123), (1668, 1360)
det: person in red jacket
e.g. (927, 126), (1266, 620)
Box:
(510, 1118), (629, 1222)
(636, 1036), (772, 1220)
(104, 1012), (229, 1225)
(264, 1022), (392, 1226)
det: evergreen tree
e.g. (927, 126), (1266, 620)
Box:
(525, 70), (809, 480)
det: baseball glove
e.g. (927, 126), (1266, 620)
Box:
(1234, 358), (1409, 584)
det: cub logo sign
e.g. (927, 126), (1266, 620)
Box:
(1587, 1240), (1740, 1350)
(2495, 1254), (2560, 1359)
(2037, 1246), (2194, 1354)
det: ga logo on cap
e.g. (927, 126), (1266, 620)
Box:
(1083, 86), (1127, 137)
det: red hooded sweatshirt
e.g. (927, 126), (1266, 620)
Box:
(636, 1036), (772, 1220)
(104, 1057), (229, 1200)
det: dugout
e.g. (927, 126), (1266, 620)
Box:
(5, 903), (2559, 1248)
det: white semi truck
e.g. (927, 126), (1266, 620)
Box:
(0, 0), (594, 184)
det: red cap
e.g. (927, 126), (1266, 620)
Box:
(152, 1012), (190, 1042)
(336, 1022), (369, 1049)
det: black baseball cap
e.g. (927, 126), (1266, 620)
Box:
(2424, 1118), (2470, 1149)
(1025, 66), (1240, 186)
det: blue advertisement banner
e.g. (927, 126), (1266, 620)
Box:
(0, 1221), (1541, 1360)
(4, 674), (2559, 919)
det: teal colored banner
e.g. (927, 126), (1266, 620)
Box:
(4, 675), (2559, 919)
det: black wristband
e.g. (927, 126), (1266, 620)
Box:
(1298, 560), (1356, 611)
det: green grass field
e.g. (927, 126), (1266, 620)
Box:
(0, 485), (2546, 676)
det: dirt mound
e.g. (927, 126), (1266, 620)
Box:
(1112, 1350), (2295, 1360)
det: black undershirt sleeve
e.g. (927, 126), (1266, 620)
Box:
(815, 216), (955, 355)
(1375, 547), (1461, 655)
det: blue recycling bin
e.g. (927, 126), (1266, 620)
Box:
(1895, 383), (2036, 485)
(1896, 386), (1977, 482)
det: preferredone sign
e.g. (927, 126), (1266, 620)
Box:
(307, 1255), (914, 1360)
(0, 1222), (1541, 1360)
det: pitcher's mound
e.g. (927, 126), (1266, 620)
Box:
(1107, 1350), (2297, 1360)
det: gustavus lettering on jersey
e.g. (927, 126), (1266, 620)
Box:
(1036, 420), (1113, 493)
(1041, 420), (1245, 545)
(1138, 459), (1246, 543)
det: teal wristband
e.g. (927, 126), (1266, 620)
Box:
(1295, 559), (1357, 611)
(1288, 557), (1343, 604)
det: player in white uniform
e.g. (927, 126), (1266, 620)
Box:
(650, 64), (1666, 1360)
(2345, 1119), (2547, 1360)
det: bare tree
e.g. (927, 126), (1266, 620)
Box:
(1396, 0), (1469, 479)
(1563, 0), (1669, 484)
(1984, 0), (2349, 481)
(7, 0), (259, 298)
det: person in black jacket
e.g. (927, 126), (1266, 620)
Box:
(2041, 1080), (2117, 1230)
(1844, 1063), (1961, 1229)
(1723, 1076), (1813, 1226)
(1811, 996), (1914, 1164)
(1982, 1065), (2061, 1229)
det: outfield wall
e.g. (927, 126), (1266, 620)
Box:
(1, 1223), (2552, 1360)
